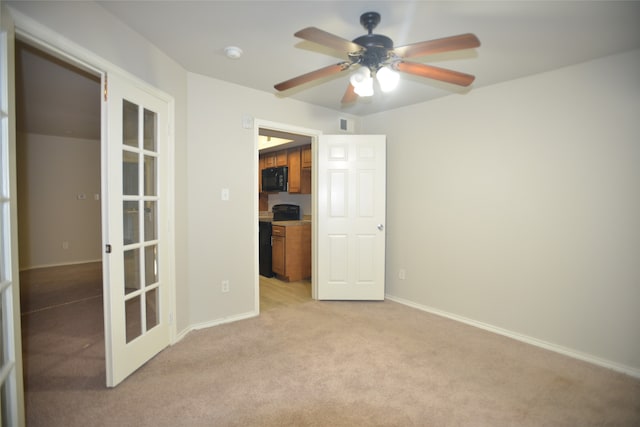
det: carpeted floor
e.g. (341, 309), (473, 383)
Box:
(20, 264), (640, 426)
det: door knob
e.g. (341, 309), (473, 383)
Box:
(377, 224), (384, 231)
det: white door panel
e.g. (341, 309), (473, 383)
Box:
(104, 72), (170, 387)
(317, 134), (386, 300)
(0, 5), (26, 424)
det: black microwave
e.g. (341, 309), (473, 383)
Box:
(262, 166), (288, 192)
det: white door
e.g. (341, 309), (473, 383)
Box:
(317, 134), (386, 300)
(103, 72), (171, 387)
(0, 5), (26, 425)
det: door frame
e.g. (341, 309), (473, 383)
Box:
(10, 8), (178, 372)
(253, 119), (322, 310)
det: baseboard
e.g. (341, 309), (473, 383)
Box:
(173, 310), (259, 344)
(20, 259), (102, 272)
(385, 294), (640, 379)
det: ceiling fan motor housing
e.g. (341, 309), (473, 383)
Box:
(360, 12), (381, 33)
(352, 33), (394, 69)
(352, 12), (394, 70)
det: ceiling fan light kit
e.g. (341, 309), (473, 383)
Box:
(274, 11), (480, 104)
(376, 66), (400, 93)
(349, 67), (373, 96)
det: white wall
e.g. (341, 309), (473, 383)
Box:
(17, 133), (101, 269)
(186, 73), (358, 326)
(363, 50), (640, 373)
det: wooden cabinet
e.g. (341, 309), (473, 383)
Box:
(287, 147), (302, 193)
(287, 144), (311, 194)
(271, 223), (311, 282)
(263, 152), (274, 168)
(276, 150), (287, 166)
(271, 225), (286, 276)
(302, 144), (312, 168)
(262, 149), (287, 168)
(260, 144), (311, 195)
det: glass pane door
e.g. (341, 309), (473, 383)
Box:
(104, 72), (170, 387)
(122, 100), (160, 344)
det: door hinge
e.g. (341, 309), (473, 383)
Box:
(105, 244), (112, 254)
(103, 75), (108, 101)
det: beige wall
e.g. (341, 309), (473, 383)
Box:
(9, 1), (639, 375)
(186, 73), (358, 326)
(363, 49), (640, 373)
(17, 133), (101, 269)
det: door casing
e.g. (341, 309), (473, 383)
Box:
(253, 119), (322, 309)
(10, 10), (177, 386)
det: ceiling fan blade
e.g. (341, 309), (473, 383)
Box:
(295, 27), (364, 54)
(394, 33), (480, 59)
(396, 61), (476, 87)
(341, 83), (358, 104)
(274, 62), (350, 91)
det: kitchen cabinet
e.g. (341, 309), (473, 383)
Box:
(263, 149), (288, 168)
(302, 144), (312, 168)
(271, 223), (311, 282)
(287, 147), (302, 193)
(287, 144), (311, 194)
(271, 226), (286, 276)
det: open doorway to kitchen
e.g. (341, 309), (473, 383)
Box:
(15, 40), (105, 392)
(255, 121), (320, 312)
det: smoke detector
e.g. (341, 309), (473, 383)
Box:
(224, 46), (243, 59)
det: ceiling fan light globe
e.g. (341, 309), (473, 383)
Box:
(377, 66), (400, 92)
(349, 67), (370, 86)
(354, 76), (374, 97)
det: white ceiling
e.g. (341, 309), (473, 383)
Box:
(97, 0), (640, 115)
(15, 1), (640, 138)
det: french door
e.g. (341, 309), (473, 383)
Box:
(0, 5), (25, 425)
(316, 134), (386, 300)
(103, 72), (171, 387)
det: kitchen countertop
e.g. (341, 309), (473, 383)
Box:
(259, 218), (311, 226)
(271, 220), (311, 226)
(259, 213), (312, 226)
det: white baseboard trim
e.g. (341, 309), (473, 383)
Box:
(20, 259), (102, 271)
(385, 294), (640, 379)
(173, 310), (259, 344)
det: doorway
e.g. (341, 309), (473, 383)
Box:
(15, 41), (105, 391)
(255, 121), (321, 312)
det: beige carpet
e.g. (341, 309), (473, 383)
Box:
(21, 266), (640, 426)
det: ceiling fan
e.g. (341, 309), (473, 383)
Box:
(274, 12), (480, 104)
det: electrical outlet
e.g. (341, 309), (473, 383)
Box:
(398, 269), (406, 280)
(62, 241), (69, 250)
(221, 280), (230, 293)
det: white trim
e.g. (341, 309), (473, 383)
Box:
(174, 310), (259, 343)
(10, 6), (178, 375)
(252, 119), (322, 313)
(386, 294), (640, 379)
